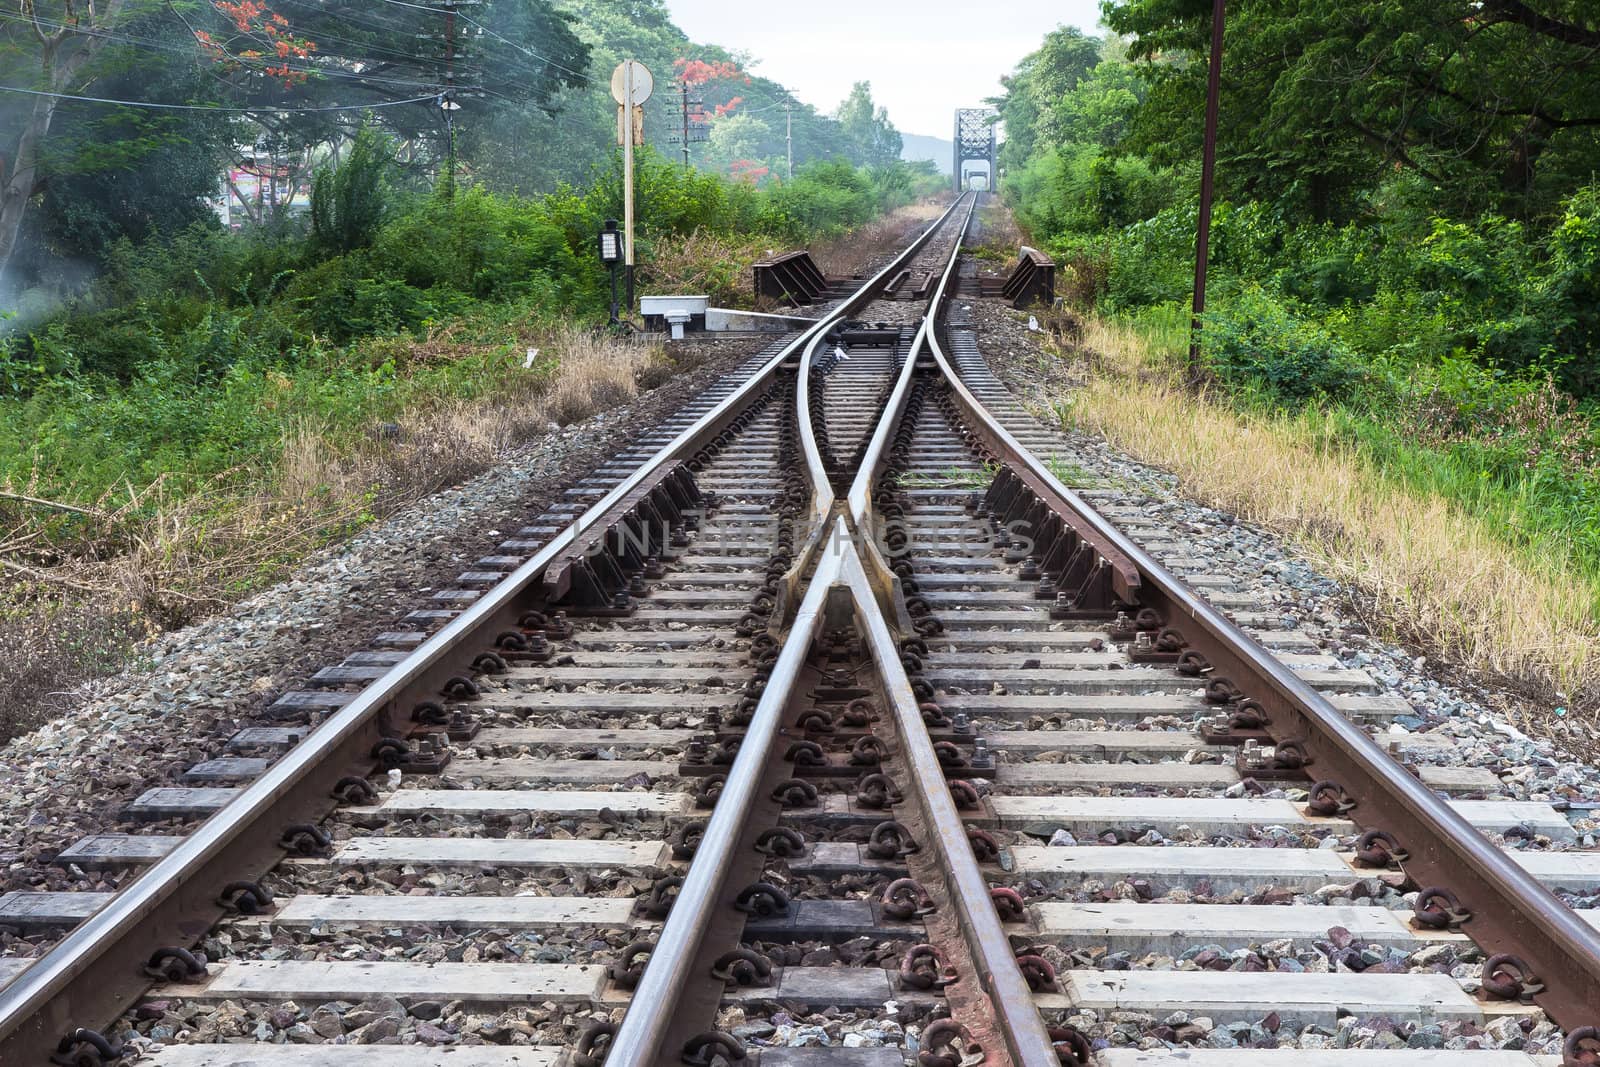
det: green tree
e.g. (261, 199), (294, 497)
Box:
(835, 81), (902, 168)
(989, 26), (1102, 173)
(1104, 0), (1600, 219)
(1, 0), (135, 286)
(311, 123), (397, 254)
(704, 113), (772, 171)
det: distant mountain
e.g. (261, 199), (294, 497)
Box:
(901, 133), (954, 175)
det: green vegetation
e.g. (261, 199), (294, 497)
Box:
(1, 142), (934, 513)
(993, 9), (1600, 714)
(0, 0), (946, 740)
(994, 14), (1600, 615)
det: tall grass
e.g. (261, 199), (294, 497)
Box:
(1064, 313), (1600, 741)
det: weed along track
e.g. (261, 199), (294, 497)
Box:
(2, 192), (1599, 1067)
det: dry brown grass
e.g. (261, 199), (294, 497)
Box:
(1060, 317), (1600, 746)
(643, 229), (772, 309)
(0, 325), (666, 741)
(972, 199), (1024, 259)
(809, 199), (945, 279)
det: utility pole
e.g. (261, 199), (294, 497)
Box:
(784, 101), (793, 180)
(418, 0), (482, 200)
(1188, 0), (1227, 377)
(667, 80), (707, 169)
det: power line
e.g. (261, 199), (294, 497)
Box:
(453, 11), (590, 80)
(0, 84), (442, 113)
(0, 9), (452, 83)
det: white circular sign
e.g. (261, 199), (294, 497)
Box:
(610, 60), (654, 107)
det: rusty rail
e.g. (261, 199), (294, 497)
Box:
(917, 260), (1600, 1033)
(836, 528), (1063, 1066)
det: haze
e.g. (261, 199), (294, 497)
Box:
(662, 0), (1104, 137)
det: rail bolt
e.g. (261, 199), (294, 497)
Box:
(50, 1029), (125, 1067)
(1481, 953), (1545, 1001)
(881, 878), (936, 920)
(754, 826), (806, 858)
(732, 882), (790, 917)
(681, 1032), (747, 1065)
(711, 948), (774, 987)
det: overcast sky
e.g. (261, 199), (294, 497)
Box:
(662, 0), (1104, 137)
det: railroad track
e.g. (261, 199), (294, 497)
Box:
(2, 192), (1598, 1067)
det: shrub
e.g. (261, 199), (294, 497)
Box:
(1202, 287), (1360, 404)
(311, 124), (400, 255)
(285, 253), (467, 343)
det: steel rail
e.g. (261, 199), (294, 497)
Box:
(606, 194), (977, 1066)
(603, 529), (841, 1066)
(0, 199), (967, 1065)
(846, 195), (977, 528)
(0, 342), (814, 1064)
(794, 191), (975, 536)
(770, 194), (970, 624)
(834, 526), (1063, 1067)
(921, 294), (1600, 1028)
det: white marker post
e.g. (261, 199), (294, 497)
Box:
(610, 59), (653, 316)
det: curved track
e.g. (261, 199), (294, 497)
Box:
(3, 193), (1599, 1067)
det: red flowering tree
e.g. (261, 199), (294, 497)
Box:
(673, 57), (750, 118)
(729, 158), (770, 184)
(194, 0), (316, 87)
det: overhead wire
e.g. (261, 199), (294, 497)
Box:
(0, 84), (443, 112)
